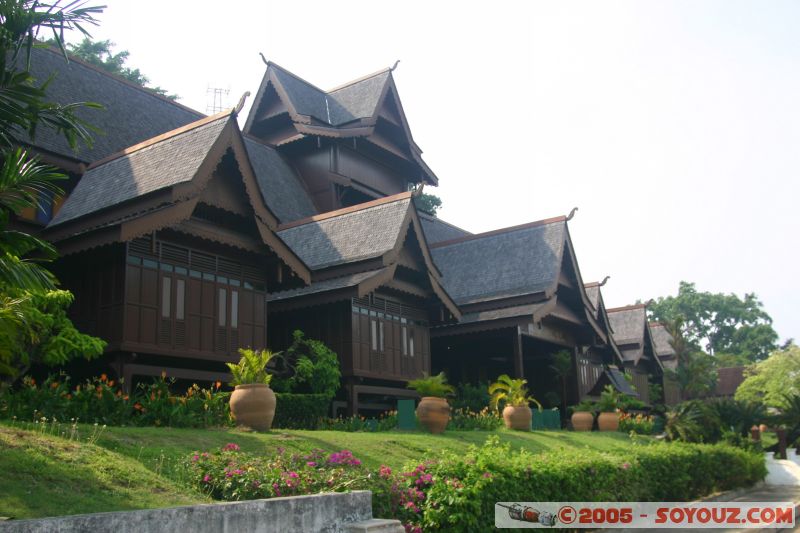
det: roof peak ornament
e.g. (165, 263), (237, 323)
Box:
(391, 59), (401, 71)
(259, 52), (268, 65)
(566, 207), (578, 221)
(411, 183), (424, 197)
(599, 275), (610, 287)
(234, 91), (251, 115)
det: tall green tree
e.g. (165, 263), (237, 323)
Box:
(44, 37), (177, 99)
(648, 281), (778, 362)
(662, 317), (717, 397)
(735, 344), (800, 409)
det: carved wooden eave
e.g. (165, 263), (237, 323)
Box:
(44, 113), (311, 284)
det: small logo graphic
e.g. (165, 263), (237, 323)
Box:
(500, 503), (558, 526)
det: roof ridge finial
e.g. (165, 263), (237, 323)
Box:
(412, 183), (424, 197)
(233, 91), (251, 115)
(259, 52), (268, 66)
(391, 59), (401, 71)
(599, 275), (610, 287)
(566, 207), (578, 221)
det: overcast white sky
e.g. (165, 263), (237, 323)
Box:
(74, 1), (799, 343)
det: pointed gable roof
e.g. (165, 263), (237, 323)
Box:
(244, 62), (437, 185)
(50, 113), (230, 227)
(649, 322), (677, 360)
(430, 217), (567, 306)
(271, 192), (460, 318)
(277, 193), (414, 270)
(24, 46), (203, 163)
(607, 305), (662, 371)
(45, 111), (311, 282)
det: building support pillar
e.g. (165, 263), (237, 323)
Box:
(512, 327), (524, 379)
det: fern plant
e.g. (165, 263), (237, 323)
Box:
(489, 374), (542, 410)
(226, 348), (276, 386)
(407, 372), (455, 398)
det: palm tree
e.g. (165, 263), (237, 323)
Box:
(549, 350), (573, 417)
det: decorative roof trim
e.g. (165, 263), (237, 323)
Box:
(607, 303), (648, 313)
(277, 191), (413, 230)
(430, 216), (567, 248)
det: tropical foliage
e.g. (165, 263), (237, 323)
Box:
(226, 348), (275, 386)
(406, 372), (454, 398)
(0, 1), (106, 381)
(488, 374), (541, 410)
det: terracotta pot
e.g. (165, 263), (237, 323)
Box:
(759, 424), (768, 434)
(229, 383), (276, 431)
(597, 411), (619, 432)
(416, 396), (450, 434)
(503, 405), (532, 431)
(571, 411), (594, 432)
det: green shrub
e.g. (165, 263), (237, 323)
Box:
(0, 373), (230, 428)
(449, 408), (503, 431)
(619, 412), (655, 435)
(418, 437), (765, 532)
(183, 436), (765, 533)
(270, 330), (340, 398)
(271, 393), (330, 429)
(319, 411), (398, 432)
(450, 382), (490, 412)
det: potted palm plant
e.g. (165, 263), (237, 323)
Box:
(489, 374), (542, 431)
(570, 400), (596, 431)
(407, 372), (454, 434)
(227, 348), (278, 431)
(596, 385), (621, 431)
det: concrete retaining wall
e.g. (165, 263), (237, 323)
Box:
(0, 491), (373, 533)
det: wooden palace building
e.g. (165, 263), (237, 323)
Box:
(16, 46), (671, 413)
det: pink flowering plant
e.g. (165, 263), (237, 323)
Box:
(185, 443), (373, 501)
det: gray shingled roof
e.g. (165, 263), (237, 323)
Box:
(266, 269), (387, 302)
(585, 285), (601, 319)
(431, 221), (566, 306)
(277, 197), (411, 270)
(270, 65), (389, 126)
(244, 137), (317, 224)
(608, 306), (648, 362)
(608, 307), (646, 346)
(49, 115), (229, 226)
(328, 71), (391, 124)
(460, 302), (548, 325)
(24, 47), (203, 163)
(649, 323), (677, 358)
(419, 213), (471, 244)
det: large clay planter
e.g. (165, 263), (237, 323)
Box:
(597, 411), (619, 432)
(229, 383), (276, 431)
(571, 411), (594, 432)
(416, 396), (450, 434)
(503, 405), (532, 431)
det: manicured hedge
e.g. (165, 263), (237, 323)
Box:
(271, 393), (330, 430)
(185, 435), (766, 532)
(417, 437), (766, 532)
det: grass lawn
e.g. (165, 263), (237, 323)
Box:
(0, 420), (645, 520)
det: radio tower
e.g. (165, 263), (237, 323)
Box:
(206, 85), (230, 114)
